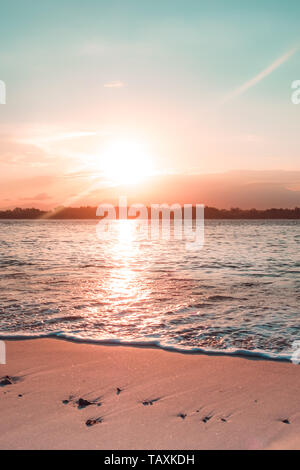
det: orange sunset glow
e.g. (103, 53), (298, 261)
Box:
(0, 0), (300, 454)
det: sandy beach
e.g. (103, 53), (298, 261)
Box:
(0, 339), (299, 450)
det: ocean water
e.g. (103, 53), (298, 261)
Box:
(0, 219), (299, 361)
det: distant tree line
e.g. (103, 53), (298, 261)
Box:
(0, 206), (300, 219)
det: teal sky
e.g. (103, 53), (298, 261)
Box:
(0, 1), (299, 208)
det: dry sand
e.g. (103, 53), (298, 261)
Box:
(0, 339), (299, 450)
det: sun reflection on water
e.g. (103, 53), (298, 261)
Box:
(103, 220), (149, 307)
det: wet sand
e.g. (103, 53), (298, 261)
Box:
(0, 339), (299, 450)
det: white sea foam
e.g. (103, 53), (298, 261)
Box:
(0, 331), (294, 362)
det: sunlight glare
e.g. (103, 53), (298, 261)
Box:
(101, 139), (153, 185)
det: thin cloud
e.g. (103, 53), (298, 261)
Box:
(21, 193), (52, 201)
(21, 131), (101, 145)
(104, 81), (125, 88)
(222, 46), (299, 103)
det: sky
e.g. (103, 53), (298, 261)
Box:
(0, 0), (300, 209)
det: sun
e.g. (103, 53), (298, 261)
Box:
(101, 139), (153, 185)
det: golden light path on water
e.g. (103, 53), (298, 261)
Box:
(105, 220), (141, 302)
(96, 220), (159, 337)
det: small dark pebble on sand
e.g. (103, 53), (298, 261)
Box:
(78, 398), (93, 409)
(86, 417), (103, 427)
(178, 413), (187, 420)
(282, 419), (290, 424)
(142, 398), (160, 406)
(202, 416), (212, 423)
(116, 388), (123, 395)
(0, 376), (13, 386)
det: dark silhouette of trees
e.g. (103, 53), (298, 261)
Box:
(0, 206), (300, 219)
